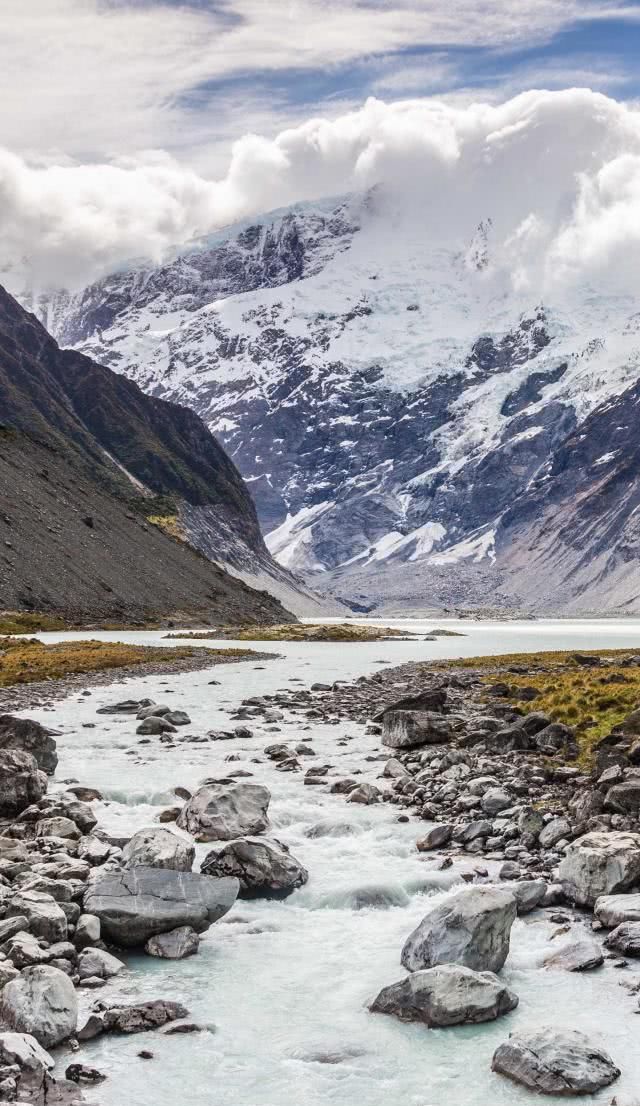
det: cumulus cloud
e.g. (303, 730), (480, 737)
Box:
(4, 88), (640, 293)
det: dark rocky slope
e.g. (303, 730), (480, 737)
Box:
(0, 287), (292, 623)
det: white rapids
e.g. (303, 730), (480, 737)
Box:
(19, 618), (640, 1105)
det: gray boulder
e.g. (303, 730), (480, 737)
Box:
(77, 948), (124, 980)
(511, 880), (547, 915)
(83, 865), (238, 946)
(78, 999), (189, 1040)
(176, 783), (270, 842)
(74, 913), (101, 950)
(492, 1027), (620, 1095)
(401, 886), (517, 973)
(595, 894), (640, 927)
(145, 927), (199, 959)
(0, 750), (46, 817)
(544, 938), (604, 971)
(0, 966), (78, 1048)
(416, 823), (453, 850)
(605, 781), (640, 814)
(6, 891), (67, 943)
(604, 922), (640, 956)
(123, 827), (195, 872)
(0, 1032), (67, 1105)
(136, 716), (177, 735)
(370, 964), (518, 1026)
(0, 716), (58, 775)
(382, 711), (451, 750)
(201, 837), (308, 898)
(539, 817), (571, 849)
(559, 831), (640, 906)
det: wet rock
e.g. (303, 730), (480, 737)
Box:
(145, 926), (200, 959)
(544, 938), (604, 971)
(595, 894), (640, 927)
(66, 785), (102, 802)
(370, 964), (519, 1027)
(604, 922), (640, 956)
(0, 716), (58, 775)
(78, 999), (189, 1039)
(97, 699), (153, 714)
(401, 886), (517, 973)
(559, 831), (640, 906)
(0, 966), (78, 1048)
(66, 1062), (107, 1084)
(136, 716), (177, 735)
(201, 837), (308, 898)
(122, 827), (195, 872)
(382, 710), (451, 750)
(0, 750), (47, 817)
(83, 865), (238, 946)
(492, 1027), (620, 1095)
(416, 824), (453, 850)
(347, 783), (381, 805)
(176, 783), (270, 842)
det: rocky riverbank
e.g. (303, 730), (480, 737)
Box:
(2, 648), (640, 1102)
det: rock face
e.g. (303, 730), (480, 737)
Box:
(558, 831), (640, 906)
(0, 966), (78, 1048)
(201, 837), (308, 898)
(145, 927), (200, 960)
(0, 716), (58, 775)
(83, 865), (238, 946)
(382, 711), (451, 750)
(176, 783), (270, 842)
(401, 886), (517, 973)
(370, 964), (519, 1027)
(122, 827), (195, 872)
(492, 1028), (620, 1095)
(0, 750), (47, 816)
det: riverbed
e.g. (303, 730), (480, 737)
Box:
(21, 619), (640, 1105)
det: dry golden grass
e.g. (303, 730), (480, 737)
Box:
(0, 637), (256, 687)
(443, 649), (640, 769)
(0, 612), (67, 635)
(166, 622), (412, 643)
(147, 515), (186, 542)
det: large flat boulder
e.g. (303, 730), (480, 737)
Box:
(0, 716), (58, 775)
(176, 783), (270, 842)
(370, 964), (518, 1027)
(201, 837), (308, 898)
(595, 893), (640, 927)
(382, 711), (451, 750)
(401, 886), (517, 973)
(492, 1028), (620, 1095)
(558, 831), (640, 906)
(0, 750), (47, 817)
(0, 966), (78, 1049)
(83, 865), (238, 947)
(373, 688), (447, 722)
(122, 827), (195, 872)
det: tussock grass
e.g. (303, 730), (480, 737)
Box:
(147, 514), (186, 542)
(166, 623), (412, 643)
(0, 637), (256, 687)
(0, 612), (67, 635)
(444, 649), (640, 770)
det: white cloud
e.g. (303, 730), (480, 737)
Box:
(4, 88), (640, 295)
(2, 0), (640, 161)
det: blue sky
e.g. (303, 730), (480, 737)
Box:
(4, 0), (640, 169)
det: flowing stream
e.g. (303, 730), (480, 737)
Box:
(20, 618), (640, 1105)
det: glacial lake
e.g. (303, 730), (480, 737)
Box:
(22, 618), (640, 1105)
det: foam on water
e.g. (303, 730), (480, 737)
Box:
(20, 619), (640, 1105)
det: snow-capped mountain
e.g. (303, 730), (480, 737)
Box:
(27, 189), (640, 613)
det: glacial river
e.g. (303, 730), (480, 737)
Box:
(22, 619), (640, 1105)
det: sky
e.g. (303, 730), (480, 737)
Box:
(3, 0), (640, 289)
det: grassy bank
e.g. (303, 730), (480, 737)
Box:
(0, 636), (258, 687)
(165, 622), (414, 643)
(445, 649), (640, 768)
